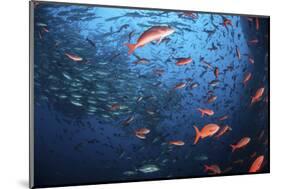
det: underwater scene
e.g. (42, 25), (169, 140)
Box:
(32, 1), (269, 187)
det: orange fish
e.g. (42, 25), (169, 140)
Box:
(193, 124), (220, 144)
(135, 128), (150, 139)
(251, 87), (265, 105)
(256, 18), (260, 30)
(176, 58), (193, 66)
(174, 82), (186, 90)
(125, 26), (175, 55)
(243, 72), (252, 86)
(215, 125), (232, 139)
(248, 56), (255, 64)
(197, 108), (214, 117)
(248, 39), (259, 44)
(249, 155), (264, 173)
(204, 164), (221, 174)
(65, 53), (83, 62)
(110, 103), (120, 111)
(230, 137), (251, 152)
(236, 46), (241, 60)
(218, 115), (228, 121)
(169, 140), (185, 146)
(214, 67), (219, 78)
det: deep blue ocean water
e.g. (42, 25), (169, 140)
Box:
(33, 2), (269, 187)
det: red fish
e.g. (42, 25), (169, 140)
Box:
(236, 46), (241, 60)
(214, 67), (219, 78)
(174, 82), (186, 90)
(176, 58), (193, 66)
(42, 27), (49, 33)
(215, 125), (232, 139)
(251, 87), (265, 105)
(197, 108), (214, 117)
(193, 124), (220, 144)
(169, 140), (185, 146)
(243, 72), (252, 86)
(249, 155), (264, 173)
(204, 165), (221, 174)
(125, 26), (175, 55)
(65, 53), (83, 62)
(230, 137), (251, 152)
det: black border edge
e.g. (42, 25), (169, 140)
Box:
(29, 1), (35, 189)
(30, 0), (270, 188)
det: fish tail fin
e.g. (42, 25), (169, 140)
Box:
(230, 144), (236, 152)
(197, 108), (204, 117)
(193, 125), (201, 144)
(125, 43), (137, 55)
(204, 165), (210, 172)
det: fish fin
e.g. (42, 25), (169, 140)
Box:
(125, 43), (137, 55)
(193, 125), (201, 144)
(204, 165), (209, 172)
(157, 37), (163, 45)
(230, 144), (236, 152)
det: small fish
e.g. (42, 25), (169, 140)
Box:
(123, 116), (134, 126)
(193, 124), (220, 144)
(215, 125), (232, 139)
(243, 72), (252, 86)
(255, 18), (260, 30)
(204, 164), (221, 174)
(207, 95), (217, 103)
(194, 155), (208, 161)
(176, 57), (193, 66)
(110, 103), (120, 111)
(169, 140), (185, 146)
(218, 115), (228, 121)
(249, 155), (264, 173)
(230, 137), (251, 152)
(214, 67), (219, 78)
(236, 46), (241, 60)
(125, 26), (175, 54)
(197, 108), (214, 117)
(248, 56), (255, 64)
(65, 53), (83, 62)
(248, 39), (259, 44)
(138, 164), (160, 173)
(174, 82), (186, 90)
(251, 87), (265, 105)
(135, 128), (150, 135)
